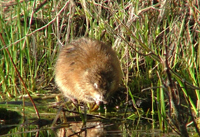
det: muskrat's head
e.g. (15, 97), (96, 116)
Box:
(81, 67), (118, 105)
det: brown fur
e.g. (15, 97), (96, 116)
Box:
(55, 38), (122, 104)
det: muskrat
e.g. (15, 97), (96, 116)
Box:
(55, 38), (122, 105)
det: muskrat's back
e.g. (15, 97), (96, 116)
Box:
(55, 38), (122, 104)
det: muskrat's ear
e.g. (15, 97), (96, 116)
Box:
(94, 83), (98, 89)
(64, 45), (75, 53)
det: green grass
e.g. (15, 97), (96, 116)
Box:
(0, 0), (200, 136)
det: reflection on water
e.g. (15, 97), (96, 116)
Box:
(0, 108), (21, 135)
(0, 110), (184, 137)
(1, 101), (194, 136)
(56, 121), (108, 137)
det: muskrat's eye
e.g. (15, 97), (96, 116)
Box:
(107, 81), (114, 90)
(94, 83), (98, 89)
(106, 82), (110, 88)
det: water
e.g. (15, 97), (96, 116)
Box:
(0, 100), (195, 137)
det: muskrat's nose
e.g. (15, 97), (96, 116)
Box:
(94, 93), (107, 105)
